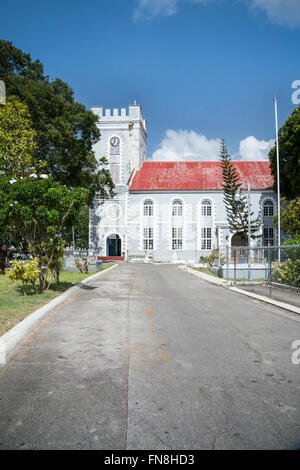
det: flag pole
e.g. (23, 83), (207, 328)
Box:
(274, 95), (281, 261)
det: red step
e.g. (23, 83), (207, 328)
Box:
(97, 256), (124, 261)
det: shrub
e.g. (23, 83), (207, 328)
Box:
(200, 253), (215, 267)
(6, 258), (40, 295)
(282, 236), (300, 261)
(42, 242), (65, 284)
(75, 255), (89, 274)
(272, 259), (300, 288)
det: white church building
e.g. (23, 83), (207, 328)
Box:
(89, 104), (276, 263)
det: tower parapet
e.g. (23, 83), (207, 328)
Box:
(91, 104), (146, 133)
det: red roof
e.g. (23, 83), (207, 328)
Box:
(129, 161), (274, 191)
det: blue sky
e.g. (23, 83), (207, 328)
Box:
(1, 0), (299, 161)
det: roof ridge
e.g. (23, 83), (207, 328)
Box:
(143, 160), (270, 164)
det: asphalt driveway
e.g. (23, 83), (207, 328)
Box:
(0, 262), (300, 449)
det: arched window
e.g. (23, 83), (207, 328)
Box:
(263, 200), (274, 217)
(172, 200), (183, 217)
(171, 200), (183, 250)
(201, 199), (212, 217)
(144, 200), (154, 216)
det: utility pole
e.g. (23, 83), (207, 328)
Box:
(194, 221), (197, 266)
(274, 96), (281, 261)
(247, 183), (251, 281)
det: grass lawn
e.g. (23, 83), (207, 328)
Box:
(192, 267), (220, 278)
(0, 264), (115, 336)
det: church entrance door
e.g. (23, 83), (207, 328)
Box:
(106, 234), (121, 257)
(231, 232), (248, 247)
(231, 232), (248, 261)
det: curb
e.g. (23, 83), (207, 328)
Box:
(228, 286), (300, 316)
(178, 265), (230, 286)
(179, 265), (300, 316)
(0, 263), (118, 365)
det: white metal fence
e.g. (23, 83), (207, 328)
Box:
(213, 245), (300, 296)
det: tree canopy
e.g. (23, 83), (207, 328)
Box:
(0, 175), (89, 290)
(269, 106), (300, 200)
(0, 39), (114, 204)
(0, 96), (38, 177)
(274, 197), (300, 238)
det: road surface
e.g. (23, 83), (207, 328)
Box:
(0, 263), (299, 450)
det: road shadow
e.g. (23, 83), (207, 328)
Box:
(78, 283), (98, 290)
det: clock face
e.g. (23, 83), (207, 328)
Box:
(110, 137), (120, 147)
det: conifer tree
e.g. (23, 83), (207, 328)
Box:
(220, 139), (260, 241)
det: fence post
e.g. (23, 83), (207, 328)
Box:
(234, 248), (237, 286)
(226, 245), (229, 281)
(248, 246), (251, 282)
(268, 246), (272, 298)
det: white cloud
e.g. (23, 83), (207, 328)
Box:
(133, 0), (300, 27)
(250, 0), (300, 28)
(151, 129), (221, 161)
(133, 0), (178, 21)
(150, 130), (275, 161)
(238, 136), (275, 161)
(133, 0), (213, 21)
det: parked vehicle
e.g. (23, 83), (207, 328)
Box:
(11, 252), (32, 261)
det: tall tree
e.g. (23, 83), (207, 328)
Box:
(0, 96), (43, 256)
(274, 197), (300, 238)
(220, 139), (260, 240)
(269, 106), (300, 199)
(0, 96), (38, 177)
(0, 175), (89, 290)
(0, 40), (114, 204)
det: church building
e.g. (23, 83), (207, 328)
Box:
(89, 104), (276, 263)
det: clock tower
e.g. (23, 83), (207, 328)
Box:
(89, 104), (147, 258)
(91, 104), (147, 189)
